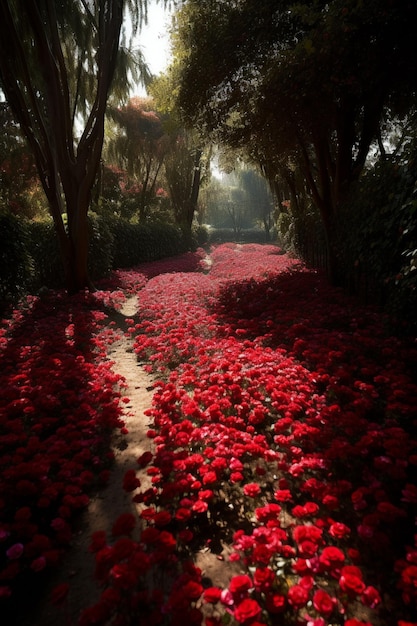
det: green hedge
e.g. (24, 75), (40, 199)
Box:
(207, 227), (275, 244)
(0, 213), (196, 309)
(109, 219), (193, 268)
(0, 212), (33, 307)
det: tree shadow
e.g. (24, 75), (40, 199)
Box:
(207, 268), (417, 622)
(0, 290), (126, 625)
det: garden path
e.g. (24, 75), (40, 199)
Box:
(27, 296), (155, 626)
(28, 294), (238, 626)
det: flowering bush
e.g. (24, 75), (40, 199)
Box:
(81, 244), (417, 626)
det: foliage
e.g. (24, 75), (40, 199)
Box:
(336, 146), (417, 330)
(109, 218), (191, 267)
(192, 224), (209, 247)
(171, 0), (417, 281)
(0, 103), (46, 219)
(26, 220), (64, 290)
(105, 97), (171, 222)
(207, 227), (276, 245)
(1, 215), (195, 307)
(88, 215), (115, 281)
(0, 0), (155, 292)
(0, 212), (33, 309)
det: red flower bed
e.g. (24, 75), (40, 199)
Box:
(79, 244), (417, 626)
(2, 244), (417, 626)
(0, 282), (138, 613)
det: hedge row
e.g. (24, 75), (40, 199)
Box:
(0, 213), (204, 309)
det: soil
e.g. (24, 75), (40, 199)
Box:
(26, 296), (239, 626)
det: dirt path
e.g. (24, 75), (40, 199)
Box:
(25, 294), (240, 626)
(27, 296), (156, 626)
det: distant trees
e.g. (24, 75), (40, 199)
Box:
(173, 0), (417, 281)
(105, 97), (171, 221)
(0, 103), (46, 218)
(201, 162), (275, 238)
(0, 0), (153, 292)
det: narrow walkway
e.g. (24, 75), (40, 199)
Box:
(27, 297), (155, 626)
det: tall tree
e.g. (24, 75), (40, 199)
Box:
(106, 97), (170, 221)
(150, 70), (209, 231)
(0, 0), (153, 292)
(164, 132), (204, 230)
(173, 0), (417, 280)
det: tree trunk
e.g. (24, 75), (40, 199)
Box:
(66, 216), (92, 293)
(186, 149), (202, 228)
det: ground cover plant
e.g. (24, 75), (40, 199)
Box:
(0, 250), (209, 622)
(1, 244), (417, 626)
(84, 244), (417, 626)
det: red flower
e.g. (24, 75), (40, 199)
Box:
(253, 567), (275, 592)
(361, 585), (381, 608)
(265, 592), (286, 613)
(339, 565), (366, 596)
(6, 544), (24, 560)
(203, 586), (222, 603)
(287, 584), (309, 608)
(154, 510), (172, 527)
(233, 598), (261, 624)
(243, 483), (261, 497)
(274, 489), (293, 502)
(137, 450), (153, 467)
(122, 469), (141, 492)
(89, 530), (107, 553)
(202, 470), (217, 485)
(229, 574), (253, 599)
(319, 546), (346, 570)
(112, 513), (136, 537)
(329, 522), (350, 539)
(313, 589), (335, 616)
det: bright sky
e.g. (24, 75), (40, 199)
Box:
(136, 1), (173, 80)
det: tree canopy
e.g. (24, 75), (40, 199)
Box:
(172, 0), (417, 279)
(0, 0), (156, 292)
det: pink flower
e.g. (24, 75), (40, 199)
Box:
(6, 543), (24, 560)
(30, 556), (46, 572)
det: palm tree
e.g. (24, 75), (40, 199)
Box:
(0, 0), (154, 292)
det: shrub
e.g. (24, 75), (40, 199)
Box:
(109, 219), (191, 268)
(0, 211), (33, 310)
(88, 213), (114, 280)
(26, 219), (64, 290)
(207, 227), (275, 244)
(192, 224), (209, 247)
(337, 151), (417, 331)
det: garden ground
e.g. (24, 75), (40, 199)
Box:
(1, 244), (417, 626)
